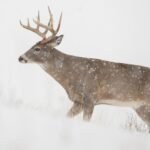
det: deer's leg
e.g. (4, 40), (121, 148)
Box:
(67, 102), (83, 118)
(135, 104), (150, 130)
(83, 103), (94, 121)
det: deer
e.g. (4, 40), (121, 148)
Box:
(19, 7), (150, 130)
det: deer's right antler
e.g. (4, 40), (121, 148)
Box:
(20, 6), (62, 40)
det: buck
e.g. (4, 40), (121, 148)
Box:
(19, 7), (150, 129)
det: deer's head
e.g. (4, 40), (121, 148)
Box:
(19, 7), (63, 64)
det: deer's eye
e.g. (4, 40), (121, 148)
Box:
(34, 47), (41, 51)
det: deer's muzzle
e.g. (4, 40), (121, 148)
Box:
(18, 56), (28, 63)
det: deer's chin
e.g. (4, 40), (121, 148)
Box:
(20, 59), (28, 64)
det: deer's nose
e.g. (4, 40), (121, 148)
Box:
(18, 56), (24, 62)
(18, 56), (27, 63)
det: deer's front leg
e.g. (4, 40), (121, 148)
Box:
(67, 102), (83, 118)
(83, 103), (94, 121)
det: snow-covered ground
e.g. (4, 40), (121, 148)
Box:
(1, 0), (150, 149)
(0, 103), (150, 150)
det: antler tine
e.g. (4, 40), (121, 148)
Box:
(48, 6), (55, 34)
(20, 20), (25, 28)
(43, 21), (50, 35)
(55, 12), (62, 34)
(37, 11), (40, 30)
(27, 18), (30, 26)
(20, 18), (46, 39)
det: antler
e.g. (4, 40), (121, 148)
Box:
(33, 6), (62, 39)
(20, 6), (62, 40)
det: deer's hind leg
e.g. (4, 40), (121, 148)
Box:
(135, 104), (150, 130)
(67, 102), (83, 118)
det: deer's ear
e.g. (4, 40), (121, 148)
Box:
(47, 35), (64, 48)
(55, 35), (64, 46)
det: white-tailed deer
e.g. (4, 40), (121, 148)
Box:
(19, 7), (150, 130)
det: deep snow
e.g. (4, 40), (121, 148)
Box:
(0, 103), (150, 150)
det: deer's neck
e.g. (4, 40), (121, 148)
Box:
(40, 48), (69, 87)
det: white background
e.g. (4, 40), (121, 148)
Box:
(0, 0), (150, 149)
